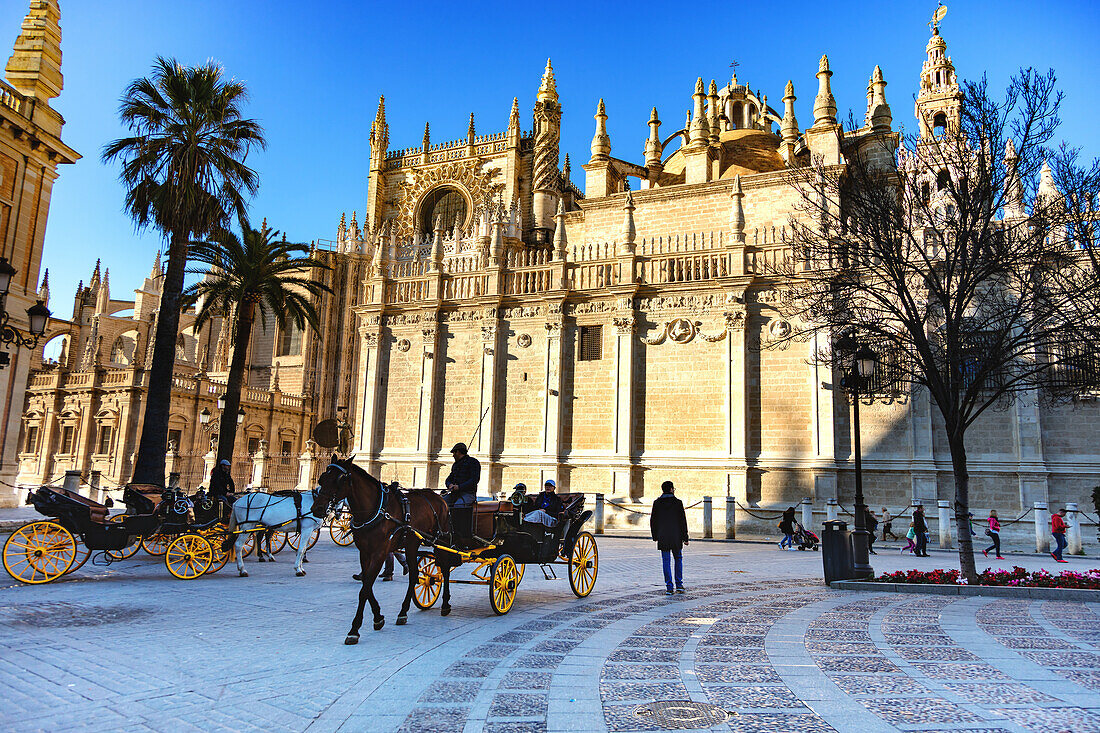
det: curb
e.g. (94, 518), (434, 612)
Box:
(830, 579), (1100, 602)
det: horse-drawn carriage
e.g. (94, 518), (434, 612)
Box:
(412, 487), (598, 615)
(2, 485), (234, 583)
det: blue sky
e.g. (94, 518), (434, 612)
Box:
(4, 1), (1099, 311)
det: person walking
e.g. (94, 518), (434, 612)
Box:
(913, 505), (929, 557)
(865, 507), (879, 554)
(778, 506), (796, 550)
(881, 507), (897, 541)
(650, 481), (689, 595)
(1051, 507), (1069, 563)
(982, 510), (1003, 560)
(901, 522), (917, 554)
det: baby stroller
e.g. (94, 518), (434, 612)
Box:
(793, 522), (819, 551)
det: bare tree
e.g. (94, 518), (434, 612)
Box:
(768, 69), (1100, 583)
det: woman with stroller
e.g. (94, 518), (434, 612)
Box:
(779, 507), (796, 550)
(982, 509), (1003, 560)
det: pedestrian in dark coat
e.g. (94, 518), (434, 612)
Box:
(913, 505), (929, 557)
(650, 481), (689, 595)
(865, 508), (879, 554)
(209, 459), (235, 503)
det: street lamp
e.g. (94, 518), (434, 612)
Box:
(837, 333), (879, 579)
(0, 257), (52, 368)
(237, 407), (245, 425)
(199, 407), (211, 426)
(217, 394), (226, 411)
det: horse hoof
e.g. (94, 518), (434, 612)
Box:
(374, 618), (385, 631)
(441, 606), (451, 617)
(303, 557), (310, 563)
(258, 557), (266, 563)
(344, 635), (359, 645)
(296, 570), (306, 577)
(239, 570), (248, 577)
(396, 616), (407, 626)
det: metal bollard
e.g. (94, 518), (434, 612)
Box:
(1066, 502), (1083, 555)
(594, 493), (605, 534)
(725, 497), (736, 539)
(938, 500), (953, 549)
(703, 496), (713, 538)
(801, 498), (813, 531)
(1034, 501), (1049, 553)
(826, 498), (838, 522)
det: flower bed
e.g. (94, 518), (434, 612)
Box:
(875, 567), (1100, 590)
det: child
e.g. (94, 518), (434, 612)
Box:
(982, 510), (1003, 560)
(901, 521), (917, 554)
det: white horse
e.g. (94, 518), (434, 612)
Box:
(222, 490), (322, 577)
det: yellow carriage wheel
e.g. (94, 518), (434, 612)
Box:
(164, 534), (212, 580)
(239, 533), (255, 559)
(3, 521), (77, 584)
(329, 511), (354, 546)
(412, 555), (442, 609)
(287, 527), (320, 552)
(107, 536), (141, 560)
(198, 530), (230, 575)
(142, 534), (169, 556)
(489, 554), (519, 615)
(267, 531), (288, 555)
(65, 541), (93, 574)
(516, 563), (525, 583)
(568, 531), (598, 598)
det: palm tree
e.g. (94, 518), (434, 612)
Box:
(102, 57), (265, 486)
(183, 219), (331, 461)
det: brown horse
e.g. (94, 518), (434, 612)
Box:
(312, 455), (451, 644)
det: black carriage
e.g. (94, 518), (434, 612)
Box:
(411, 489), (598, 614)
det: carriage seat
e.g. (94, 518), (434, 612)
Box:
(46, 487), (110, 523)
(474, 500), (512, 516)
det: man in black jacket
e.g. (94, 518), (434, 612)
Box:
(913, 505), (929, 557)
(650, 481), (689, 595)
(444, 443), (480, 538)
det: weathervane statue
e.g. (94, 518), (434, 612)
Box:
(929, 2), (948, 33)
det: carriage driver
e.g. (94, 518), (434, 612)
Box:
(444, 443), (480, 538)
(209, 459), (235, 502)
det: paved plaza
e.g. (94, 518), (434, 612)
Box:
(1, 536), (1098, 733)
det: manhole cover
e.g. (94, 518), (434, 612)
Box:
(634, 700), (729, 728)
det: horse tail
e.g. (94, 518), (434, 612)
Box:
(221, 508), (238, 553)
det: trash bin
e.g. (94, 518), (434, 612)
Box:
(822, 519), (854, 584)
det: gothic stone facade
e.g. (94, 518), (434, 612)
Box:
(343, 37), (1099, 520)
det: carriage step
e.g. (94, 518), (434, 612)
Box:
(540, 564), (557, 581)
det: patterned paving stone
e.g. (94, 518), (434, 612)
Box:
(599, 681), (689, 702)
(1020, 650), (1100, 668)
(725, 712), (836, 733)
(695, 646), (762, 663)
(829, 674), (927, 696)
(487, 692), (548, 718)
(908, 662), (1011, 680)
(895, 645), (980, 661)
(600, 663), (680, 681)
(499, 671), (552, 690)
(608, 648), (682, 663)
(706, 685), (807, 710)
(443, 660), (499, 678)
(396, 706), (467, 733)
(991, 706), (1100, 731)
(694, 664), (781, 684)
(512, 654), (564, 669)
(418, 680), (482, 703)
(996, 635), (1075, 650)
(815, 655), (901, 674)
(859, 697), (987, 725)
(1057, 669), (1100, 690)
(804, 641), (880, 655)
(602, 703), (664, 732)
(942, 681), (1058, 704)
(483, 722), (547, 733)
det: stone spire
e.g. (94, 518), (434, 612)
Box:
(864, 72), (875, 128)
(337, 212), (346, 242)
(644, 107), (663, 169)
(730, 175), (746, 243)
(150, 249), (162, 279)
(553, 198), (568, 260)
(689, 78), (708, 147)
(467, 112), (476, 142)
(1037, 159), (1060, 204)
(38, 268), (49, 306)
(421, 122), (430, 163)
(915, 14), (962, 140)
(869, 65), (891, 130)
(89, 259), (101, 292)
(589, 98), (610, 161)
(620, 190), (636, 254)
(779, 81), (799, 164)
(537, 58), (558, 103)
(507, 96), (521, 148)
(5, 0), (63, 100)
(813, 55), (837, 127)
(561, 153), (571, 186)
(707, 80), (721, 144)
(95, 268), (110, 315)
(1003, 138), (1025, 218)
(369, 95), (389, 159)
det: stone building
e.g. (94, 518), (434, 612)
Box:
(11, 244), (363, 501)
(0, 0), (79, 501)
(340, 24), (1099, 529)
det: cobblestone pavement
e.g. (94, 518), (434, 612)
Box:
(1, 536), (1098, 732)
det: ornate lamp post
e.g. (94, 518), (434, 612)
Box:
(198, 403), (245, 434)
(0, 256), (51, 368)
(837, 334), (879, 579)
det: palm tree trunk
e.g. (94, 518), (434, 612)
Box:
(217, 300), (256, 463)
(949, 432), (978, 584)
(131, 230), (189, 486)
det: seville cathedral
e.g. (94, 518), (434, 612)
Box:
(6, 0), (1098, 529)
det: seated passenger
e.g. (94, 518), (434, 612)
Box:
(523, 479), (563, 527)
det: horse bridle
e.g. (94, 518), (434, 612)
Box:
(323, 462), (390, 531)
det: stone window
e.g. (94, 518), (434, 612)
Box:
(96, 425), (113, 455)
(24, 425), (38, 454)
(277, 321), (303, 356)
(167, 429), (182, 450)
(419, 186), (467, 237)
(932, 112), (947, 137)
(578, 325), (603, 361)
(59, 425), (75, 454)
(281, 439), (292, 455)
(247, 437), (260, 455)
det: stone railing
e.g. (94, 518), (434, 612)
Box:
(0, 79), (28, 118)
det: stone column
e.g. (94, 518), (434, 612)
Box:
(909, 387), (937, 504)
(826, 498), (838, 522)
(297, 439), (318, 491)
(1014, 393), (1049, 510)
(1066, 502), (1083, 555)
(414, 319), (440, 488)
(202, 442), (217, 488)
(938, 499), (953, 549)
(477, 314), (501, 491)
(801, 498), (813, 531)
(610, 311), (636, 497)
(1034, 501), (1049, 553)
(354, 321), (383, 474)
(724, 306), (749, 503)
(810, 331), (837, 501)
(542, 309), (565, 488)
(164, 442), (180, 489)
(725, 497), (737, 539)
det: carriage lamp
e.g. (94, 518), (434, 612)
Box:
(237, 408), (245, 425)
(199, 407), (211, 425)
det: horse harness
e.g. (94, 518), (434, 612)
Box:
(328, 463), (438, 544)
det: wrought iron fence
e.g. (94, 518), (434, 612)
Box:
(264, 453), (299, 491)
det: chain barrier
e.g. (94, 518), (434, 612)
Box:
(733, 501), (784, 521)
(998, 506), (1035, 526)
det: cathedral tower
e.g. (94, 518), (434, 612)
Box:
(914, 13), (962, 140)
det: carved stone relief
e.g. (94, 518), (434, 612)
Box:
(516, 333), (532, 348)
(395, 158), (504, 238)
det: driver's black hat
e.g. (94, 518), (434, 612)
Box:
(450, 442), (468, 454)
